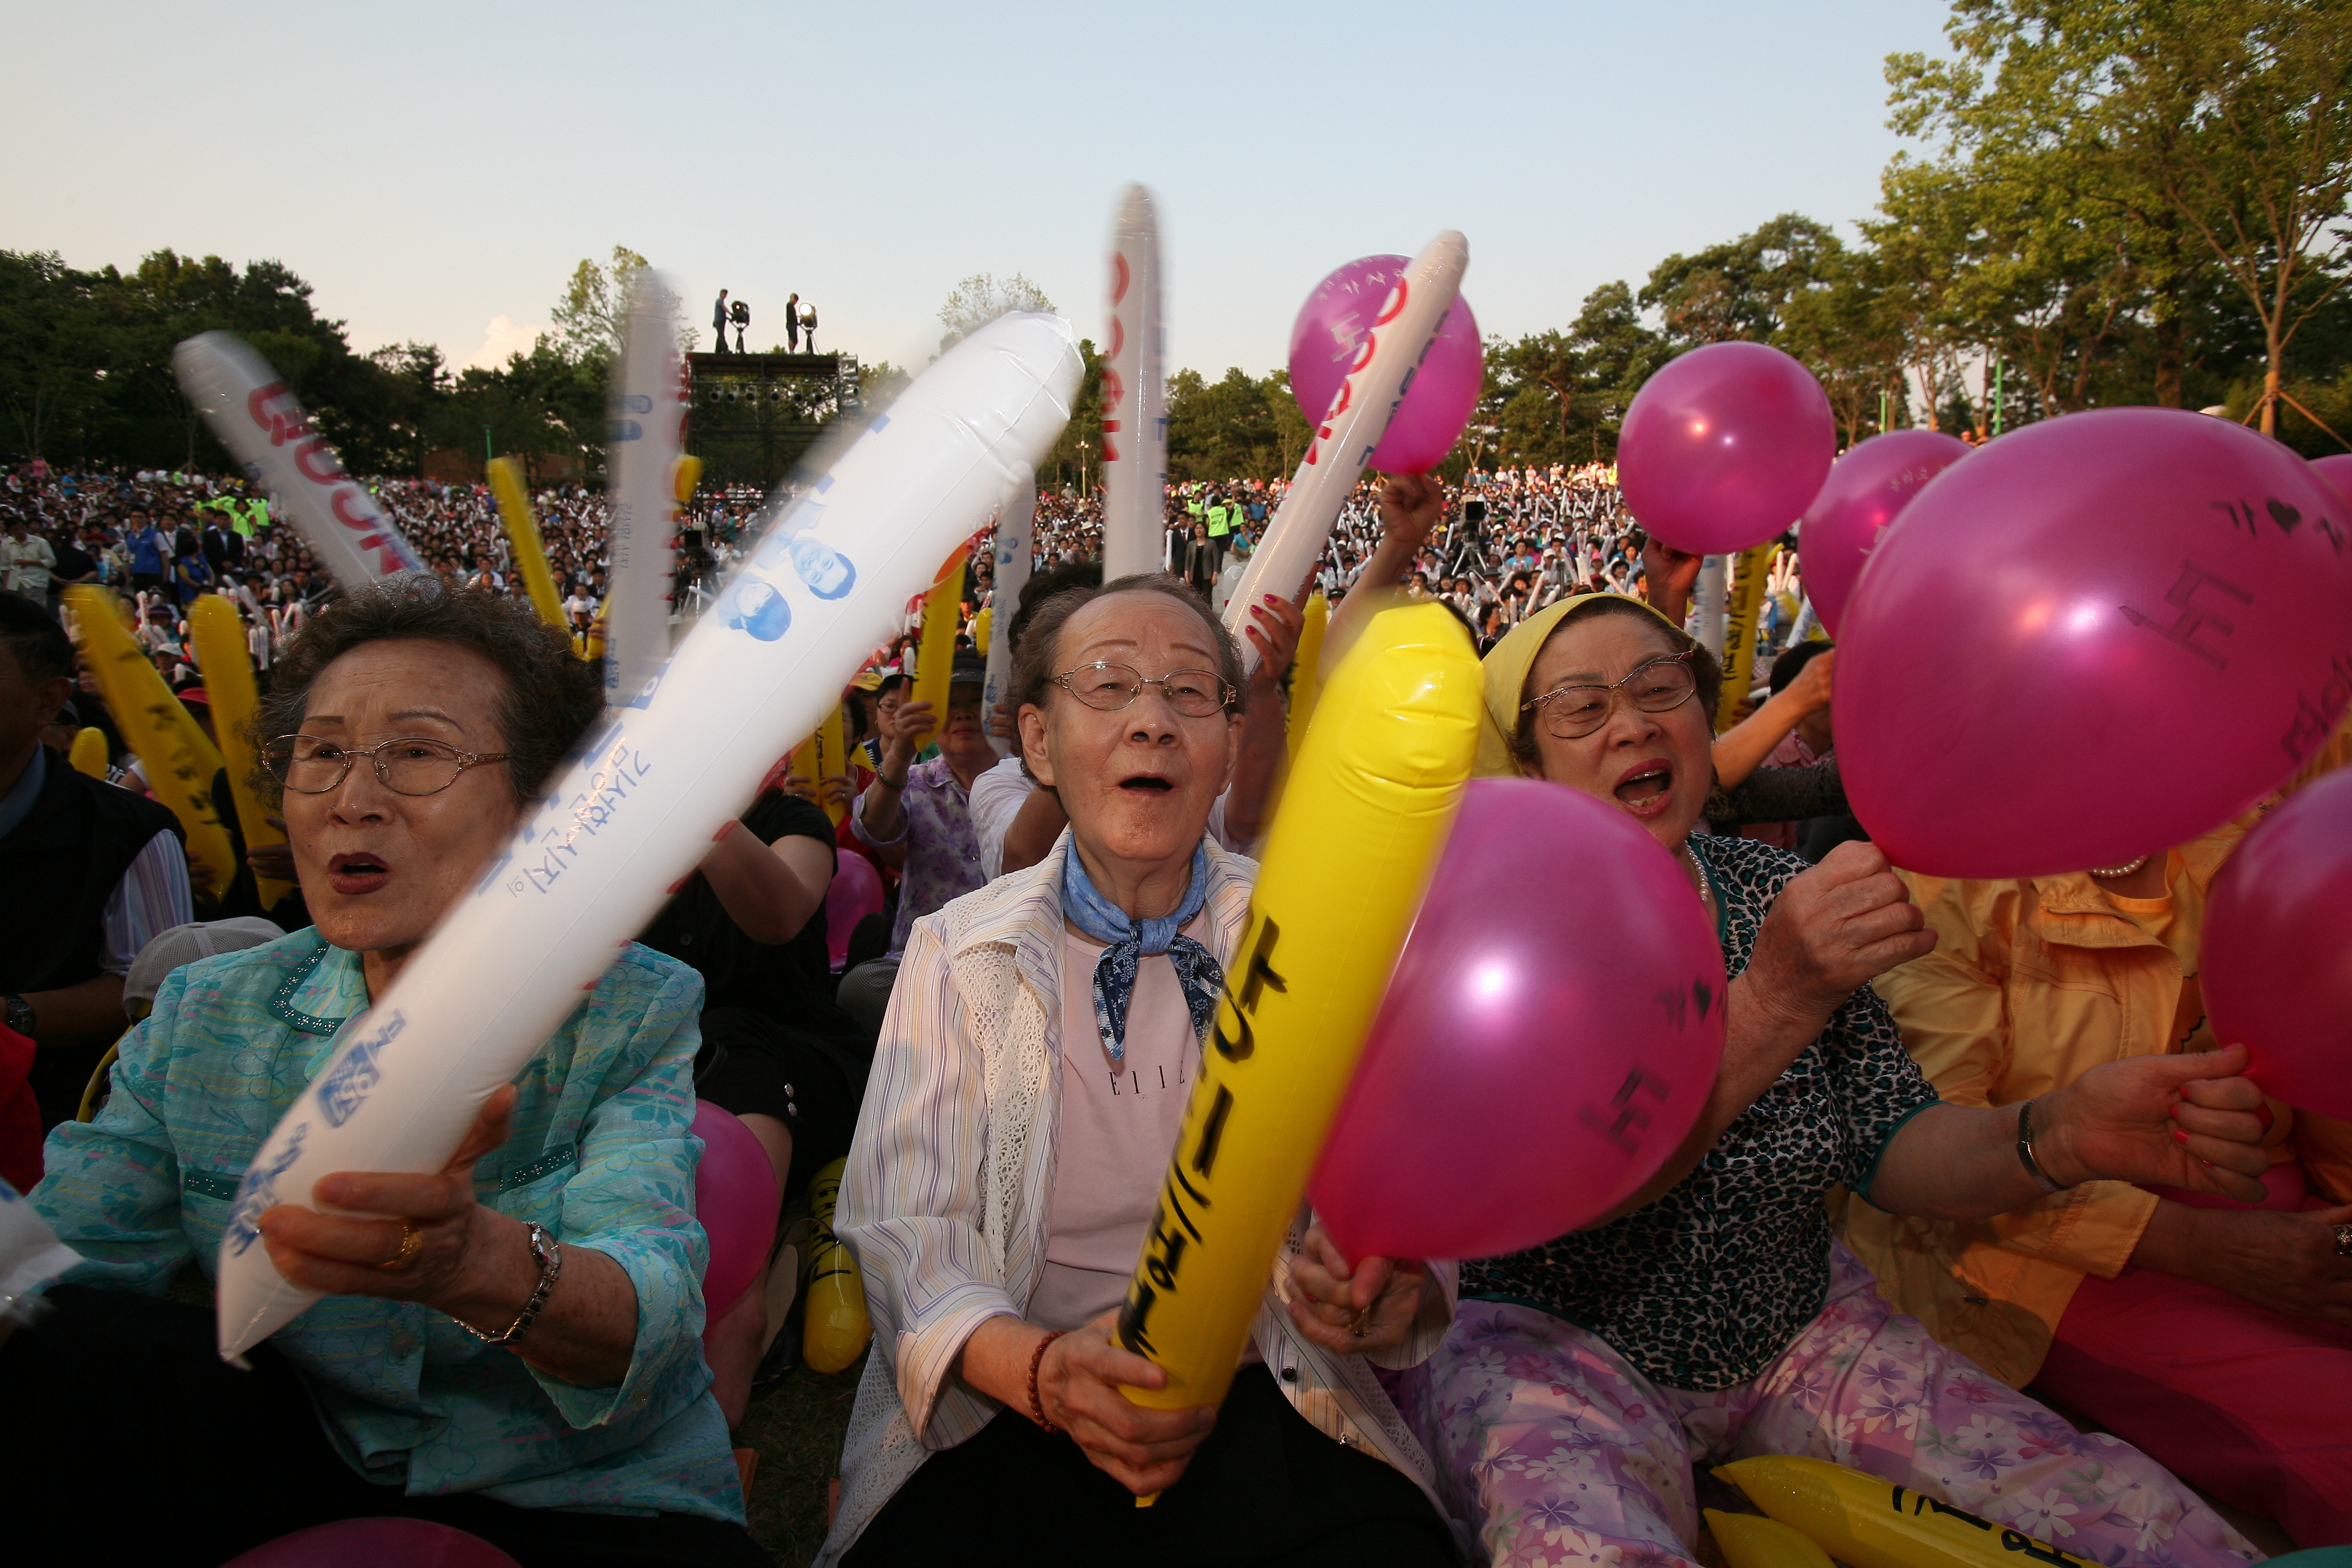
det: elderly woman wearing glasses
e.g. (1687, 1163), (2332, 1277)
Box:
(1394, 592), (2278, 1568)
(17, 582), (768, 1568)
(820, 575), (1461, 1567)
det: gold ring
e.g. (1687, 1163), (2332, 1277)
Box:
(379, 1220), (422, 1272)
(1347, 1304), (1374, 1339)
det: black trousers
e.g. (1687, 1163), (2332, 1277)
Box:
(0, 1285), (771, 1568)
(842, 1364), (1460, 1567)
(692, 1006), (865, 1204)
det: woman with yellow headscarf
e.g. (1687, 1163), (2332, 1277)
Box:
(1390, 592), (2273, 1568)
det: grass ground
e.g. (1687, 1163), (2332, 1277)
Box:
(737, 1354), (864, 1566)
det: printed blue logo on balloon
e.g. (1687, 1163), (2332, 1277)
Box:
(724, 578), (792, 641)
(225, 1122), (310, 1256)
(315, 1010), (408, 1128)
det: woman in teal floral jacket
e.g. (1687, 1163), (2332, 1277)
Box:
(10, 582), (766, 1568)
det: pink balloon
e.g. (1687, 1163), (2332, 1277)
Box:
(1310, 779), (1725, 1261)
(2312, 452), (2352, 508)
(1797, 429), (1972, 637)
(692, 1101), (781, 1318)
(1619, 341), (1837, 555)
(826, 848), (885, 969)
(2202, 766), (2352, 1118)
(1288, 255), (1482, 473)
(223, 1520), (519, 1568)
(1837, 408), (2352, 879)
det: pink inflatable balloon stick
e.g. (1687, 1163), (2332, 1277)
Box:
(1619, 341), (1837, 555)
(1837, 407), (2352, 880)
(2203, 767), (2352, 1119)
(1311, 779), (1725, 1261)
(1288, 255), (1482, 475)
(1797, 429), (1971, 637)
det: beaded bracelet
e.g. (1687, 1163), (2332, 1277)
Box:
(1027, 1329), (1066, 1432)
(458, 1221), (562, 1347)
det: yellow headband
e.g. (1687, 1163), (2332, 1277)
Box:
(1474, 592), (1684, 777)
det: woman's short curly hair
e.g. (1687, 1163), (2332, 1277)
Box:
(1509, 597), (1723, 772)
(249, 576), (602, 807)
(1006, 572), (1246, 783)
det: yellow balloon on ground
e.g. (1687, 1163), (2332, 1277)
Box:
(69, 727), (109, 779)
(1117, 601), (1481, 1414)
(1705, 1508), (1836, 1568)
(64, 586), (237, 897)
(488, 457), (569, 636)
(907, 546), (966, 726)
(1285, 591), (1329, 767)
(1716, 1455), (2097, 1568)
(802, 1157), (872, 1375)
(189, 594), (293, 908)
(787, 704), (850, 827)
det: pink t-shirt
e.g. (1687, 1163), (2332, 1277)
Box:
(1028, 921), (1202, 1332)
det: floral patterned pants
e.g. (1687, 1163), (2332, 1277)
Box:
(1396, 1245), (2259, 1568)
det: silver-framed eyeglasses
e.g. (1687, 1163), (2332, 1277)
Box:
(1521, 651), (1699, 740)
(263, 734), (512, 796)
(1052, 661), (1237, 718)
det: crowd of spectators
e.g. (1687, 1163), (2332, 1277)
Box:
(7, 449), (2341, 1567)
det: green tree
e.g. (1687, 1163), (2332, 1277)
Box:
(0, 250), (103, 460)
(1889, 0), (2352, 436)
(1166, 367), (1292, 481)
(549, 246), (691, 366)
(936, 273), (1056, 355)
(1639, 214), (1845, 349)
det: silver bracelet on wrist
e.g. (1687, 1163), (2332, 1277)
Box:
(457, 1221), (562, 1347)
(2017, 1098), (2067, 1195)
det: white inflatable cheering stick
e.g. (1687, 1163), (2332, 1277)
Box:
(175, 332), (426, 589)
(1100, 183), (1167, 579)
(983, 473), (1037, 758)
(605, 270), (687, 709)
(1222, 230), (1468, 675)
(214, 313), (1082, 1357)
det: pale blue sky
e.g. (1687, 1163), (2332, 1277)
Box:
(3, 1), (1953, 379)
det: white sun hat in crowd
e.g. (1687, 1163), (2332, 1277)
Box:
(123, 918), (286, 1019)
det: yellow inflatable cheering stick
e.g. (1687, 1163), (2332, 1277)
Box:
(1716, 541), (1776, 732)
(786, 704), (849, 827)
(188, 594), (293, 908)
(64, 586), (238, 897)
(1705, 1508), (1835, 1568)
(1717, 1455), (2097, 1568)
(488, 457), (568, 635)
(1117, 601), (1481, 1426)
(906, 544), (967, 727)
(1284, 591), (1329, 767)
(69, 727), (110, 779)
(801, 1157), (872, 1375)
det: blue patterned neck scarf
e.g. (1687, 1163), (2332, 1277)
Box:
(1060, 842), (1222, 1062)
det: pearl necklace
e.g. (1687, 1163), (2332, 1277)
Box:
(1677, 844), (1717, 922)
(2088, 854), (2153, 879)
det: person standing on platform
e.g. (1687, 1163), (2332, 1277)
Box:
(712, 289), (731, 354)
(785, 292), (801, 353)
